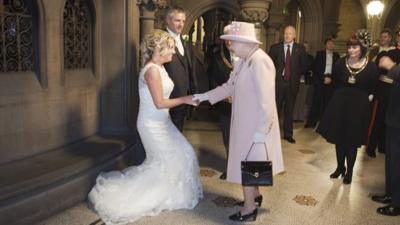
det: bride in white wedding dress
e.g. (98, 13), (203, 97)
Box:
(88, 30), (203, 225)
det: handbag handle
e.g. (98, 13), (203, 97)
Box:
(244, 142), (270, 161)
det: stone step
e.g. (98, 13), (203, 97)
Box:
(0, 134), (145, 225)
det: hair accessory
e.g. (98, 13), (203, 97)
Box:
(355, 29), (371, 48)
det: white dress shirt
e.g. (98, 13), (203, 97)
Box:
(167, 27), (184, 56)
(379, 46), (395, 53)
(324, 50), (333, 74)
(284, 42), (293, 58)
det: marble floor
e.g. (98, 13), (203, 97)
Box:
(35, 111), (399, 225)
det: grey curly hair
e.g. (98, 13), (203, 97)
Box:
(141, 29), (175, 65)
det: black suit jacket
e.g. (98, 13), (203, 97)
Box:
(207, 44), (232, 115)
(386, 51), (400, 128)
(164, 37), (198, 99)
(313, 50), (340, 84)
(269, 42), (308, 94)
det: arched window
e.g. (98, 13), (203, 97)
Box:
(63, 0), (92, 69)
(0, 0), (35, 72)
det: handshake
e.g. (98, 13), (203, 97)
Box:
(187, 93), (209, 106)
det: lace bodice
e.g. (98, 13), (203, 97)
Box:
(138, 63), (174, 121)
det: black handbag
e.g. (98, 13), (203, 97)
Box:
(241, 142), (273, 186)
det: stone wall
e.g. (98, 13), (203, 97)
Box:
(0, 0), (140, 164)
(335, 0), (366, 54)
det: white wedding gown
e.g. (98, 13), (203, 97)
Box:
(88, 63), (203, 225)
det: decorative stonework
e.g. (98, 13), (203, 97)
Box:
(136, 0), (167, 11)
(238, 0), (272, 23)
(137, 0), (169, 39)
(298, 149), (316, 154)
(293, 195), (318, 206)
(0, 0), (34, 72)
(63, 0), (92, 69)
(212, 196), (237, 208)
(240, 9), (269, 23)
(200, 168), (217, 177)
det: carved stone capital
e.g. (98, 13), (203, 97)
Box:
(136, 0), (167, 11)
(238, 0), (272, 23)
(240, 9), (269, 23)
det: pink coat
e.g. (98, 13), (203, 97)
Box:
(206, 49), (284, 184)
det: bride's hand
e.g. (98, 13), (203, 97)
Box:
(183, 95), (199, 106)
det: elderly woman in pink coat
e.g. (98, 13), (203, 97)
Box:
(194, 21), (284, 222)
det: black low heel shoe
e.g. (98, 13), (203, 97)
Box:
(343, 173), (353, 184)
(330, 167), (346, 179)
(235, 195), (263, 207)
(229, 208), (258, 222)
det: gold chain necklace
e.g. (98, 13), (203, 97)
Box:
(345, 57), (368, 84)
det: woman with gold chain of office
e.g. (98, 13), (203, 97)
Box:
(317, 29), (379, 184)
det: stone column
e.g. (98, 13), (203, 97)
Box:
(322, 0), (341, 40)
(265, 10), (286, 51)
(367, 17), (382, 43)
(195, 18), (202, 48)
(137, 0), (167, 43)
(238, 0), (273, 50)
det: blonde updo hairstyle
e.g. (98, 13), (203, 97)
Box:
(141, 29), (175, 65)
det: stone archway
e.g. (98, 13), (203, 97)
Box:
(179, 0), (240, 34)
(295, 0), (323, 52)
(383, 0), (400, 32)
(268, 0), (323, 53)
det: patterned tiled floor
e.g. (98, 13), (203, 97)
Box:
(36, 119), (400, 225)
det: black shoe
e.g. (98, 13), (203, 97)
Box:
(229, 208), (258, 222)
(366, 151), (376, 158)
(366, 148), (376, 158)
(329, 167), (346, 179)
(235, 195), (263, 207)
(343, 172), (352, 184)
(372, 194), (392, 204)
(377, 205), (400, 216)
(304, 123), (315, 128)
(219, 172), (227, 180)
(283, 136), (296, 143)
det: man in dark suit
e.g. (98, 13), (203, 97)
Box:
(164, 6), (198, 132)
(305, 38), (340, 128)
(368, 29), (395, 62)
(366, 29), (396, 157)
(269, 25), (308, 143)
(372, 55), (400, 216)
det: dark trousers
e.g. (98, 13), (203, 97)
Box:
(306, 83), (334, 126)
(170, 105), (186, 132)
(335, 144), (357, 175)
(385, 126), (400, 207)
(367, 83), (390, 154)
(367, 112), (386, 154)
(276, 82), (297, 138)
(219, 113), (231, 157)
